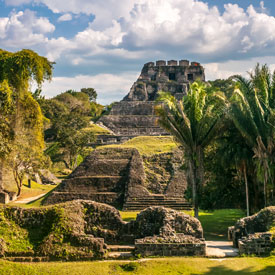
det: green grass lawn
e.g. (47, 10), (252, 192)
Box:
(120, 209), (245, 241)
(1, 257), (274, 275)
(100, 136), (177, 156)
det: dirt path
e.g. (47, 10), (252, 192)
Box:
(14, 193), (46, 204)
(206, 241), (238, 258)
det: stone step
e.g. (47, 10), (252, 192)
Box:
(45, 191), (120, 206)
(123, 201), (191, 205)
(123, 200), (190, 205)
(62, 176), (124, 192)
(76, 161), (129, 177)
(206, 241), (239, 258)
(108, 245), (135, 252)
(4, 256), (49, 262)
(123, 205), (191, 210)
(107, 252), (134, 260)
(123, 204), (191, 209)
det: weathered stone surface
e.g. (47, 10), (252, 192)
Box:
(1, 200), (205, 259)
(44, 148), (190, 210)
(229, 206), (275, 255)
(133, 206), (203, 239)
(133, 206), (205, 257)
(238, 232), (273, 256)
(229, 206), (275, 247)
(143, 150), (186, 196)
(0, 192), (9, 204)
(38, 169), (61, 185)
(135, 238), (205, 257)
(124, 60), (205, 102)
(97, 60), (205, 139)
(0, 190), (17, 204)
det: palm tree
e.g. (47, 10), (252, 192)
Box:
(156, 81), (226, 218)
(217, 129), (254, 216)
(231, 64), (275, 207)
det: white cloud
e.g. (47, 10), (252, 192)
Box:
(41, 72), (139, 104)
(5, 0), (32, 5)
(204, 63), (243, 80)
(24, 0), (140, 29)
(0, 9), (55, 48)
(57, 13), (72, 22)
(3, 0), (275, 64)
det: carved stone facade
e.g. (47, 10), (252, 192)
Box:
(124, 60), (205, 102)
(98, 60), (205, 140)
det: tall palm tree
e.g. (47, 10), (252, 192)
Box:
(217, 129), (254, 216)
(156, 81), (226, 218)
(231, 64), (275, 207)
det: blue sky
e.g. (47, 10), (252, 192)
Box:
(1, 0), (275, 104)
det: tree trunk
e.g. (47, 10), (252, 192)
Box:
(0, 160), (3, 191)
(188, 159), (198, 218)
(264, 170), (268, 207)
(251, 172), (260, 212)
(243, 163), (249, 216)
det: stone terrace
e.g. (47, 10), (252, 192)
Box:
(44, 147), (191, 211)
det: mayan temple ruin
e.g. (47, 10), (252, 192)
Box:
(45, 60), (205, 210)
(97, 60), (205, 144)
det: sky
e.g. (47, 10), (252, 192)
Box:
(1, 0), (275, 104)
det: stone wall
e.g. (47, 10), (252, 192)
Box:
(135, 235), (205, 257)
(0, 165), (17, 204)
(0, 200), (205, 260)
(238, 233), (273, 256)
(228, 206), (275, 255)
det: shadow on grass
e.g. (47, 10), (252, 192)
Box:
(198, 209), (245, 241)
(191, 265), (275, 275)
(26, 185), (57, 206)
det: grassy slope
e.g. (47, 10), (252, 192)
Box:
(0, 257), (275, 275)
(85, 123), (111, 135)
(99, 136), (177, 156)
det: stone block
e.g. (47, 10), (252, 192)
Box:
(168, 60), (178, 66)
(179, 60), (190, 66)
(156, 60), (166, 66)
(0, 192), (9, 204)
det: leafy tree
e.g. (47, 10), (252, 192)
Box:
(0, 81), (14, 159)
(90, 102), (104, 121)
(156, 81), (226, 217)
(54, 91), (91, 115)
(0, 49), (53, 191)
(8, 136), (48, 196)
(45, 112), (95, 169)
(211, 125), (254, 215)
(81, 87), (97, 102)
(230, 64), (275, 207)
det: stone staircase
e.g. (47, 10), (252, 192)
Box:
(3, 252), (49, 262)
(43, 148), (134, 206)
(107, 245), (135, 259)
(123, 195), (191, 211)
